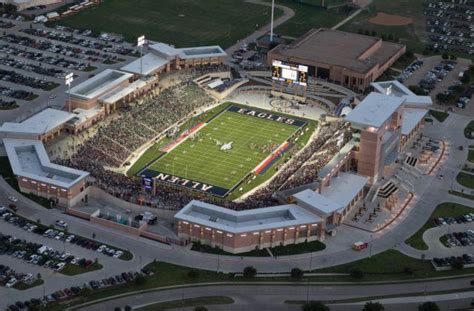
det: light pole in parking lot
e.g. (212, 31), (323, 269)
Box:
(65, 72), (74, 113)
(137, 35), (146, 76)
(270, 0), (275, 43)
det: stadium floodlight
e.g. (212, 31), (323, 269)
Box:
(270, 0), (275, 42)
(65, 72), (74, 112)
(137, 35), (146, 76)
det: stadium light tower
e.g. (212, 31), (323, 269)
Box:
(65, 72), (74, 113)
(270, 0), (275, 42)
(137, 35), (146, 76)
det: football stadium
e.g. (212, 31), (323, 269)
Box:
(137, 103), (310, 197)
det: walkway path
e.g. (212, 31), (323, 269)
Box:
(225, 0), (295, 55)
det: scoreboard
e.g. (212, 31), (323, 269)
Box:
(272, 60), (308, 86)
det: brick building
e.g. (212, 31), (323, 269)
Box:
(267, 28), (406, 90)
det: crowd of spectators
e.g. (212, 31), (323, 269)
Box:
(55, 65), (351, 212)
(65, 81), (215, 168)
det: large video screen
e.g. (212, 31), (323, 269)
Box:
(272, 60), (308, 86)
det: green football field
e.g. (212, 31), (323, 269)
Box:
(145, 110), (299, 190)
(57, 0), (282, 48)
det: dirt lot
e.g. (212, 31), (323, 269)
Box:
(369, 13), (413, 26)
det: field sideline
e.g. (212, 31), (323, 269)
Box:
(141, 106), (303, 193)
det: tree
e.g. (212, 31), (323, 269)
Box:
(80, 287), (92, 296)
(194, 307), (208, 311)
(36, 273), (41, 280)
(302, 301), (330, 311)
(405, 50), (414, 58)
(451, 259), (464, 270)
(291, 268), (304, 279)
(187, 269), (200, 279)
(371, 31), (377, 37)
(124, 306), (132, 311)
(408, 85), (427, 96)
(350, 268), (364, 279)
(134, 274), (147, 285)
(418, 301), (440, 311)
(449, 54), (457, 60)
(461, 72), (470, 84)
(114, 307), (121, 311)
(243, 266), (257, 278)
(387, 33), (394, 41)
(441, 52), (449, 60)
(363, 301), (385, 311)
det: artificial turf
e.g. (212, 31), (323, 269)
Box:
(145, 106), (301, 190)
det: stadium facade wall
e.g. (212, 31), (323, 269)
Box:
(17, 175), (88, 208)
(177, 221), (324, 254)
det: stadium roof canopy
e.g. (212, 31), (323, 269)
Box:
(68, 69), (133, 100)
(174, 200), (322, 234)
(401, 108), (428, 136)
(371, 80), (433, 107)
(0, 108), (75, 136)
(3, 138), (89, 189)
(269, 28), (404, 74)
(121, 53), (169, 76)
(345, 92), (405, 128)
(293, 173), (368, 216)
(121, 43), (227, 76)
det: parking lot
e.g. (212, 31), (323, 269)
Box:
(0, 16), (138, 122)
(402, 55), (471, 109)
(423, 1), (474, 56)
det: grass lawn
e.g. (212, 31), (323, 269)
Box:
(272, 0), (352, 38)
(390, 53), (416, 70)
(448, 190), (474, 201)
(465, 121), (474, 139)
(135, 296), (234, 311)
(340, 0), (427, 53)
(191, 240), (325, 257)
(191, 242), (270, 257)
(429, 110), (449, 123)
(57, 0), (282, 48)
(13, 279), (44, 290)
(456, 172), (474, 189)
(314, 249), (474, 281)
(405, 202), (474, 250)
(60, 262), (103, 276)
(469, 150), (474, 163)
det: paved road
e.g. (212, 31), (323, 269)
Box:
(77, 278), (474, 311)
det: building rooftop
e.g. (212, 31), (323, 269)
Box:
(0, 108), (75, 136)
(270, 28), (405, 74)
(100, 78), (149, 104)
(321, 172), (368, 210)
(3, 139), (88, 189)
(179, 46), (227, 59)
(293, 173), (368, 216)
(371, 80), (433, 106)
(345, 92), (405, 128)
(401, 108), (428, 136)
(68, 69), (132, 100)
(174, 200), (322, 234)
(121, 44), (226, 76)
(121, 53), (169, 76)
